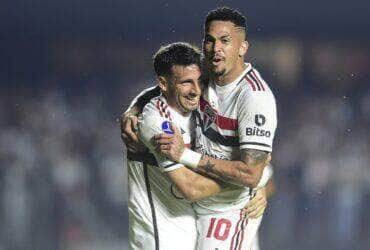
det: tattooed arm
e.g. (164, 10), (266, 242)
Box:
(155, 123), (271, 187)
(155, 128), (271, 187)
(195, 149), (270, 187)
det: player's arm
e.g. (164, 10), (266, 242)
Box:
(120, 86), (160, 152)
(156, 87), (276, 187)
(156, 133), (270, 187)
(195, 149), (270, 187)
(139, 115), (222, 202)
(166, 167), (222, 202)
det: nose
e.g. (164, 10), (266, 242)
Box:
(213, 40), (222, 52)
(190, 80), (201, 96)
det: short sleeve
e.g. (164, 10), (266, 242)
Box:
(138, 112), (184, 172)
(237, 90), (277, 152)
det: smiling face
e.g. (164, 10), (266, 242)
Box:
(159, 64), (201, 115)
(203, 20), (248, 85)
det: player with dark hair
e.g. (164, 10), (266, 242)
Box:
(123, 7), (277, 249)
(128, 42), (227, 250)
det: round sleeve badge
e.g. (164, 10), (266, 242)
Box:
(161, 121), (174, 134)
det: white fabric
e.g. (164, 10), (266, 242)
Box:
(179, 148), (202, 169)
(196, 209), (262, 250)
(138, 95), (194, 172)
(194, 64), (277, 213)
(128, 95), (198, 250)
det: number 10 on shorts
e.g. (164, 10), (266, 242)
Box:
(206, 218), (232, 241)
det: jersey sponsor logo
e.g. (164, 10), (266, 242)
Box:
(180, 128), (186, 134)
(161, 121), (174, 134)
(246, 127), (271, 137)
(254, 114), (266, 126)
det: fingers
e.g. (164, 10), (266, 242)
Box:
(155, 137), (173, 145)
(154, 133), (173, 140)
(130, 115), (138, 132)
(242, 188), (268, 218)
(170, 122), (181, 136)
(243, 197), (267, 218)
(124, 117), (139, 143)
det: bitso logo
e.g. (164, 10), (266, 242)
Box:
(161, 121), (174, 135)
(254, 114), (266, 126)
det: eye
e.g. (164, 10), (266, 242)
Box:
(221, 38), (230, 44)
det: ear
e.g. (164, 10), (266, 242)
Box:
(239, 40), (249, 57)
(157, 76), (168, 93)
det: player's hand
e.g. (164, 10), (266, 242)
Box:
(120, 112), (145, 153)
(154, 123), (185, 162)
(242, 187), (267, 218)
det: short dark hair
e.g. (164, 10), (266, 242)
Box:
(153, 42), (202, 77)
(204, 7), (247, 34)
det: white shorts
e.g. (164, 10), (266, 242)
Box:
(196, 209), (262, 250)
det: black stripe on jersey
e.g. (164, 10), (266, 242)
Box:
(203, 126), (239, 146)
(196, 110), (239, 146)
(143, 164), (160, 250)
(239, 141), (271, 148)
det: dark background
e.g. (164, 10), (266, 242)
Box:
(1, 1), (370, 249)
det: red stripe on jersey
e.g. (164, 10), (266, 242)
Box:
(251, 70), (265, 91)
(244, 76), (256, 91)
(185, 143), (191, 148)
(156, 99), (173, 121)
(230, 210), (243, 250)
(156, 99), (164, 117)
(237, 218), (248, 250)
(199, 97), (238, 130)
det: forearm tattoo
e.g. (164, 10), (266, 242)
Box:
(204, 159), (215, 172)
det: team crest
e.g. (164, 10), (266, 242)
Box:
(161, 121), (174, 134)
(203, 105), (217, 131)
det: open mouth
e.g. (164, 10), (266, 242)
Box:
(211, 57), (223, 66)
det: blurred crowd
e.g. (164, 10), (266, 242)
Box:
(1, 36), (369, 250)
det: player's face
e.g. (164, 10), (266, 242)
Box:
(203, 21), (247, 83)
(166, 64), (202, 115)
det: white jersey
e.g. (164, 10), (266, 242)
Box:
(194, 63), (277, 213)
(128, 95), (197, 250)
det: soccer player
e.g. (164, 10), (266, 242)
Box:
(123, 7), (277, 250)
(128, 42), (229, 250)
(152, 7), (277, 249)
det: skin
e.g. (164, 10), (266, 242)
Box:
(121, 21), (271, 215)
(149, 63), (222, 202)
(155, 20), (270, 187)
(158, 64), (201, 115)
(203, 20), (248, 85)
(243, 178), (276, 218)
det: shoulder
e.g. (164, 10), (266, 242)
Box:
(139, 97), (172, 142)
(142, 96), (173, 121)
(238, 67), (276, 105)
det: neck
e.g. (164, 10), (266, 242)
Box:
(213, 61), (246, 86)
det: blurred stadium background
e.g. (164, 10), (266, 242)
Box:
(1, 0), (370, 249)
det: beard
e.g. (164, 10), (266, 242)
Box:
(211, 67), (226, 78)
